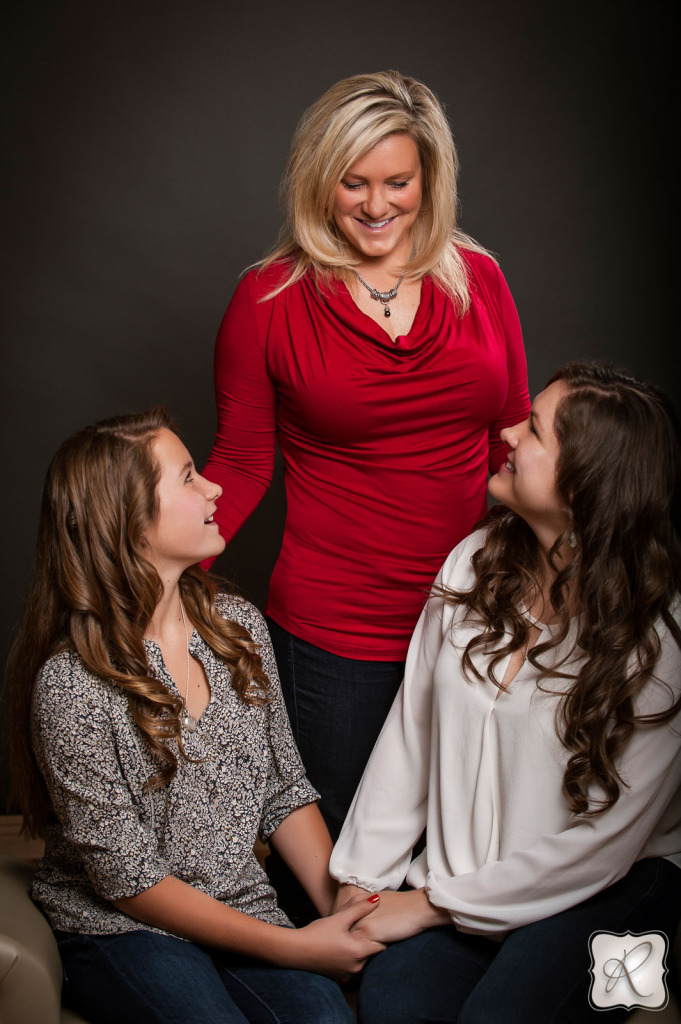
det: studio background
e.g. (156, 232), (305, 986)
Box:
(1, 1), (678, 805)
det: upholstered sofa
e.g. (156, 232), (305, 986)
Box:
(0, 854), (89, 1023)
(1, 851), (679, 1023)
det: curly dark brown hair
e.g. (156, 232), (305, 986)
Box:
(440, 361), (681, 815)
(6, 408), (270, 837)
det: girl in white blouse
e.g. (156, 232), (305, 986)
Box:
(331, 361), (681, 1023)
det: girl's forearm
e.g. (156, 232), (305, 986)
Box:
(269, 802), (337, 916)
(113, 875), (299, 963)
(113, 873), (385, 977)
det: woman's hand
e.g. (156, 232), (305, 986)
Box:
(332, 882), (373, 915)
(349, 888), (450, 945)
(285, 894), (386, 979)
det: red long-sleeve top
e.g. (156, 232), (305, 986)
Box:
(203, 250), (530, 660)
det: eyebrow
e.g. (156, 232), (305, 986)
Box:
(530, 410), (541, 434)
(179, 460), (193, 478)
(343, 169), (417, 181)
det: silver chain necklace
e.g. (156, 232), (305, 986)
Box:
(352, 246), (415, 319)
(179, 599), (197, 732)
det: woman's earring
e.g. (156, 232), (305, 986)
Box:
(568, 531), (577, 549)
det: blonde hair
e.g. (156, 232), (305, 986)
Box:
(261, 70), (491, 312)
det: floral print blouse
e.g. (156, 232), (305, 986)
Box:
(30, 595), (319, 935)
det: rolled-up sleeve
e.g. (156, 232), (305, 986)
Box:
(31, 654), (170, 901)
(242, 605), (319, 841)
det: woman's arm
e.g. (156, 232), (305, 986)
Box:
(335, 882), (450, 944)
(329, 549), (460, 893)
(349, 889), (450, 943)
(113, 875), (384, 978)
(425, 669), (681, 937)
(472, 257), (531, 473)
(202, 271), (278, 549)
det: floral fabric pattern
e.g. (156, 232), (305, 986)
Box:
(31, 594), (319, 935)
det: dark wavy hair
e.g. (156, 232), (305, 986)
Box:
(442, 361), (681, 815)
(6, 408), (270, 837)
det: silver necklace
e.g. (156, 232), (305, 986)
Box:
(352, 246), (415, 319)
(179, 599), (196, 732)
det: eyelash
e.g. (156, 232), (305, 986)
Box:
(341, 181), (409, 191)
(185, 470), (194, 483)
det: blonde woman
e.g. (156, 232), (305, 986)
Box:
(203, 71), (531, 840)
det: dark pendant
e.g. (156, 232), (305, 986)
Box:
(384, 306), (391, 317)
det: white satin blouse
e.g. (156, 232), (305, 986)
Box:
(330, 530), (681, 938)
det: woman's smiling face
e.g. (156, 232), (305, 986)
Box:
(488, 380), (571, 548)
(332, 132), (422, 267)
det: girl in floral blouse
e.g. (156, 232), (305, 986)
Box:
(7, 407), (383, 1024)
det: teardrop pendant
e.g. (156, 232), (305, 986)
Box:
(182, 709), (197, 732)
(384, 305), (391, 318)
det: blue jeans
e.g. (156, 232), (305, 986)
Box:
(357, 857), (681, 1024)
(266, 618), (405, 841)
(56, 929), (355, 1024)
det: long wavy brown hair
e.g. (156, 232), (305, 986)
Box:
(442, 361), (681, 815)
(6, 408), (270, 837)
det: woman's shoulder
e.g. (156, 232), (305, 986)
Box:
(35, 648), (98, 694)
(438, 527), (489, 590)
(235, 259), (299, 302)
(456, 246), (503, 289)
(32, 649), (116, 724)
(215, 590), (268, 641)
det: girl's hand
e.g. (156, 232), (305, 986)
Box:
(285, 894), (386, 979)
(349, 888), (450, 945)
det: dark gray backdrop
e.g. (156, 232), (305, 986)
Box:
(1, 0), (678, 804)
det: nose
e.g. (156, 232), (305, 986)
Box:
(199, 473), (222, 501)
(362, 185), (389, 219)
(500, 420), (523, 447)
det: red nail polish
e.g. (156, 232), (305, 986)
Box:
(367, 893), (380, 903)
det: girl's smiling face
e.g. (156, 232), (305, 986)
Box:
(488, 380), (571, 549)
(332, 132), (422, 268)
(143, 428), (224, 576)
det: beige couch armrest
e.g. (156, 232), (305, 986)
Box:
(0, 854), (88, 1024)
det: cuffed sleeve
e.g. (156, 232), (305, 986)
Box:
(31, 655), (170, 901)
(234, 600), (319, 842)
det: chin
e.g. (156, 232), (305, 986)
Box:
(487, 476), (505, 503)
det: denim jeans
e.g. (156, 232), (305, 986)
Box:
(56, 929), (355, 1024)
(357, 857), (681, 1024)
(266, 617), (405, 841)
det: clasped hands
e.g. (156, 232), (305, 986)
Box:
(333, 883), (450, 945)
